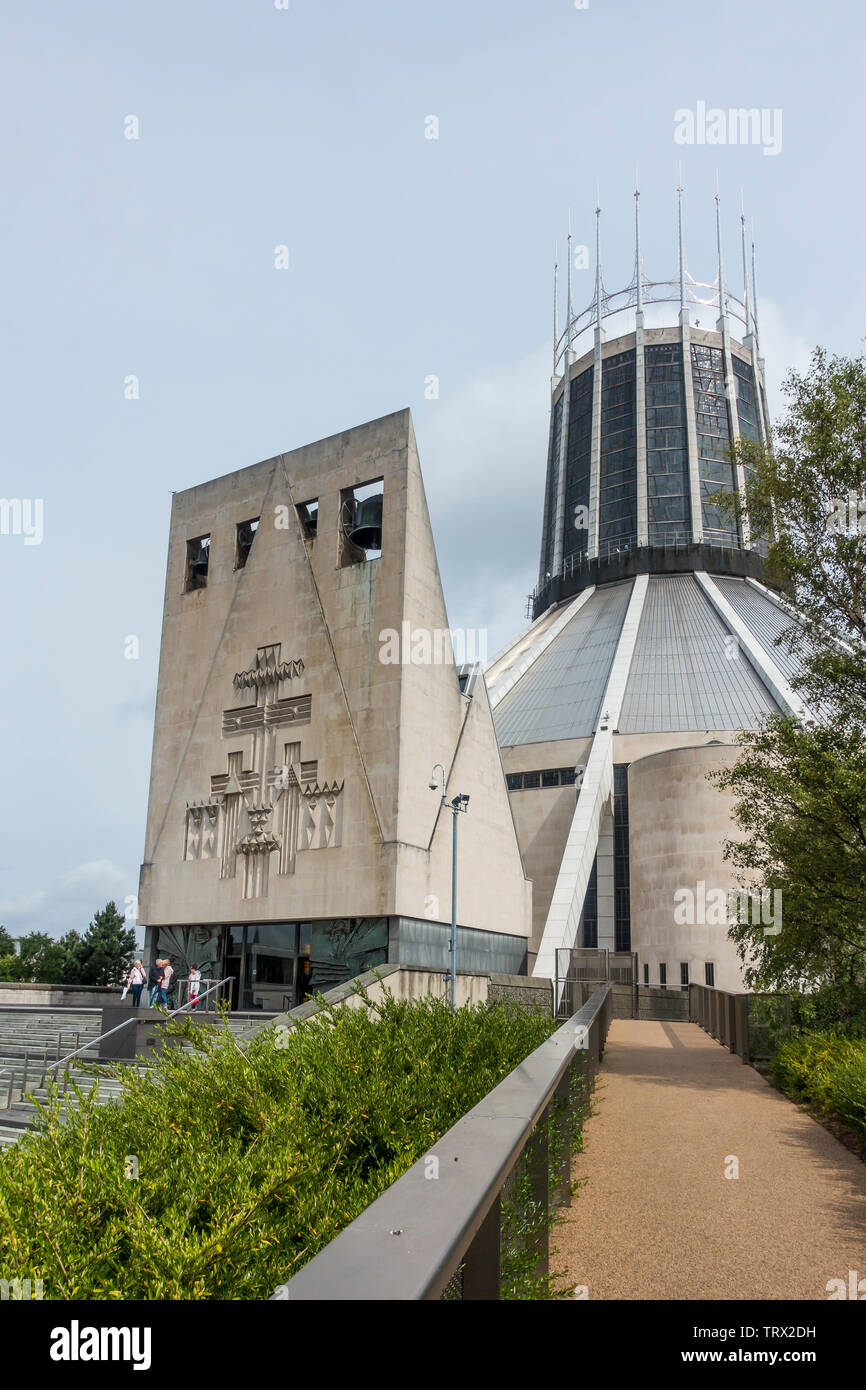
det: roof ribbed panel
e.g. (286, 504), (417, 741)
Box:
(710, 577), (802, 685)
(493, 581), (632, 746)
(618, 574), (780, 732)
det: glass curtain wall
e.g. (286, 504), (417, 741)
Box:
(691, 343), (739, 546)
(563, 366), (594, 568)
(645, 344), (690, 545)
(599, 350), (637, 553)
(541, 394), (564, 579)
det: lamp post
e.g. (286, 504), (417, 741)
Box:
(429, 764), (470, 1009)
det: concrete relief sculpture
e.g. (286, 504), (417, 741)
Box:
(183, 644), (344, 898)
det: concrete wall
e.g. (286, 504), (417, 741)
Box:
(0, 983), (114, 1009)
(274, 963), (551, 1032)
(138, 409), (531, 949)
(499, 729), (749, 971)
(499, 737), (591, 963)
(628, 743), (747, 994)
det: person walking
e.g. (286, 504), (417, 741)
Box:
(126, 960), (146, 1007)
(148, 958), (164, 1007)
(188, 963), (202, 1010)
(160, 958), (173, 1007)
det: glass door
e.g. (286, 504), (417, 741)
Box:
(242, 924), (299, 1011)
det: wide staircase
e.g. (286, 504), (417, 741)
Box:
(0, 1008), (277, 1153)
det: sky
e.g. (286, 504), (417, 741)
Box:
(0, 0), (863, 941)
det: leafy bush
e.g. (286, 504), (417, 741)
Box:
(0, 992), (565, 1300)
(770, 1033), (866, 1144)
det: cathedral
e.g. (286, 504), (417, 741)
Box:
(139, 188), (815, 1005)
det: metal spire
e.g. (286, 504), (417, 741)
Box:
(566, 210), (574, 357)
(594, 190), (603, 332)
(677, 171), (687, 321)
(553, 243), (559, 374)
(750, 218), (761, 357)
(739, 193), (752, 342)
(715, 176), (728, 324)
(634, 179), (644, 321)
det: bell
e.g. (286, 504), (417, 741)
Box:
(191, 546), (209, 575)
(237, 526), (254, 558)
(345, 494), (383, 551)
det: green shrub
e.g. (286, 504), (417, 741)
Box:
(770, 1033), (866, 1144)
(0, 993), (567, 1300)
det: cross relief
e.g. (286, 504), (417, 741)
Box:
(184, 644), (344, 898)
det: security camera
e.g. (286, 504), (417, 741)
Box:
(428, 778), (438, 791)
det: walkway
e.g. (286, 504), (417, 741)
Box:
(556, 1019), (866, 1300)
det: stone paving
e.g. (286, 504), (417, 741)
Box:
(556, 1018), (866, 1300)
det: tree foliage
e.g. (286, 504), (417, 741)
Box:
(710, 348), (866, 1026)
(0, 996), (563, 1300)
(0, 905), (137, 986)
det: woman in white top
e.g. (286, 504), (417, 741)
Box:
(125, 960), (146, 1007)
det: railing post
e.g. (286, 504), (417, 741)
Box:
(22, 1050), (28, 1096)
(461, 1195), (501, 1300)
(553, 1066), (573, 1209)
(528, 1110), (550, 1285)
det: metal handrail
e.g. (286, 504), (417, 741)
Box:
(689, 982), (791, 1064)
(44, 977), (234, 1080)
(270, 984), (612, 1301)
(172, 975), (226, 1011)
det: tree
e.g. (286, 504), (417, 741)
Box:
(77, 903), (137, 987)
(0, 953), (23, 982)
(713, 718), (866, 1026)
(56, 930), (86, 984)
(727, 346), (866, 713)
(0, 925), (16, 957)
(710, 348), (866, 1026)
(15, 933), (67, 984)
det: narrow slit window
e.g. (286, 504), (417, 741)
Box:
(297, 500), (318, 541)
(235, 518), (260, 569)
(185, 535), (210, 592)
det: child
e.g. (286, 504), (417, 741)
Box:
(188, 963), (202, 1010)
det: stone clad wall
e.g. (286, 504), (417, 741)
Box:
(487, 973), (551, 1015)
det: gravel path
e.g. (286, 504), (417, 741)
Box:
(555, 1018), (866, 1300)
